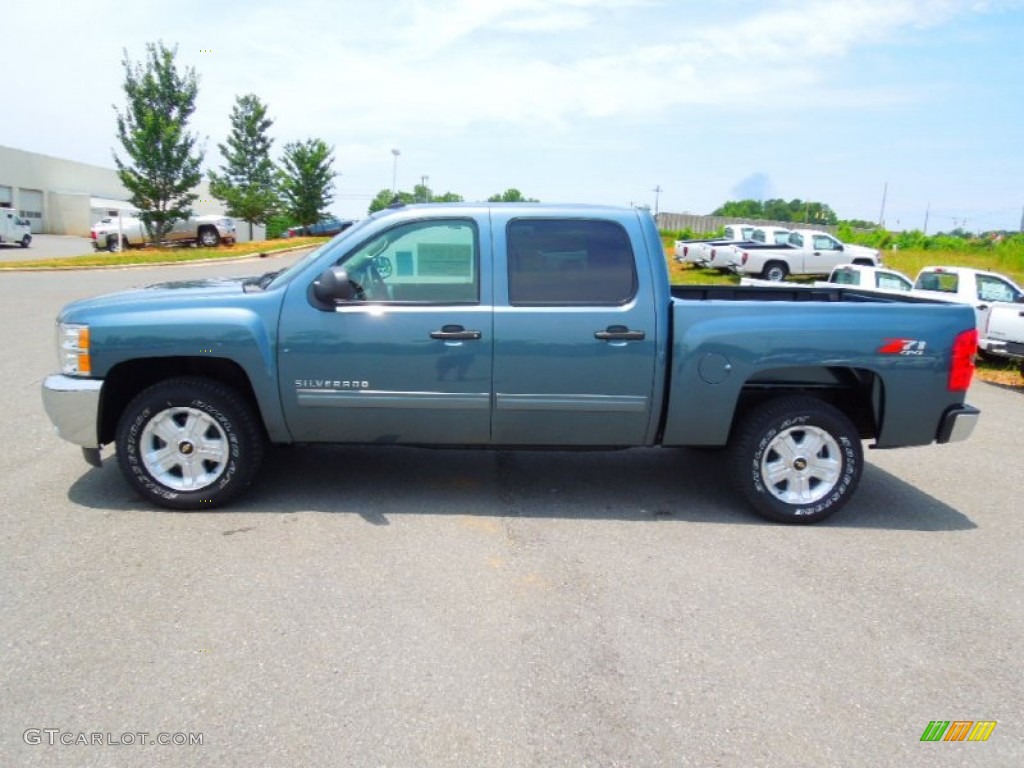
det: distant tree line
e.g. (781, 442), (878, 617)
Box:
(712, 198), (838, 225)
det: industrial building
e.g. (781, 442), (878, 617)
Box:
(0, 145), (264, 241)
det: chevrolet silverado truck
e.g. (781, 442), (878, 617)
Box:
(728, 229), (882, 281)
(42, 203), (980, 524)
(91, 213), (237, 251)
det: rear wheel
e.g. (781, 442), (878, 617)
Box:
(198, 227), (220, 247)
(761, 261), (789, 282)
(107, 235), (126, 252)
(115, 377), (264, 510)
(731, 396), (862, 524)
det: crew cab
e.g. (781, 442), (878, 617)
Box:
(729, 229), (882, 281)
(43, 203), (980, 524)
(91, 214), (237, 251)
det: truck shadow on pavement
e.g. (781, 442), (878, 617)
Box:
(67, 444), (976, 531)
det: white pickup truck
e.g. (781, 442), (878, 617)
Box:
(0, 209), (32, 248)
(740, 264), (913, 293)
(728, 229), (882, 281)
(983, 303), (1024, 374)
(91, 214), (237, 251)
(674, 224), (755, 265)
(705, 226), (794, 270)
(912, 266), (1024, 355)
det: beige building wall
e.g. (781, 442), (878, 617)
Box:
(0, 145), (265, 241)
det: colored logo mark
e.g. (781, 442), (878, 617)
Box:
(920, 720), (997, 742)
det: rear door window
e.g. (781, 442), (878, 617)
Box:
(507, 219), (637, 305)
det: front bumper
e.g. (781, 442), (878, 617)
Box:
(936, 403), (980, 444)
(41, 374), (103, 448)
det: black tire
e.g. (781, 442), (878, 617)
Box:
(115, 377), (264, 510)
(731, 396), (862, 524)
(761, 261), (789, 282)
(107, 235), (126, 252)
(198, 227), (220, 247)
(20, 235), (30, 248)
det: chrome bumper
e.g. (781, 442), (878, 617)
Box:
(41, 374), (103, 448)
(936, 403), (980, 444)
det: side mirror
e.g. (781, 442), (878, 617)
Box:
(313, 266), (356, 303)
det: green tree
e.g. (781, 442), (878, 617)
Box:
(278, 138), (335, 226)
(487, 188), (539, 203)
(113, 41), (204, 244)
(367, 186), (464, 214)
(712, 198), (837, 224)
(208, 94), (278, 240)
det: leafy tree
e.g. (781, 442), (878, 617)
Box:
(208, 94), (278, 240)
(367, 186), (463, 213)
(278, 138), (335, 226)
(487, 188), (539, 203)
(712, 198), (837, 225)
(113, 41), (204, 243)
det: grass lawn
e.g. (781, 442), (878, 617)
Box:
(0, 237), (328, 270)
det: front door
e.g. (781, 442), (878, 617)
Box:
(278, 217), (493, 444)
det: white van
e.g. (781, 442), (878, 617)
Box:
(0, 209), (32, 248)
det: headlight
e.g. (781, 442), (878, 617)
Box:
(59, 323), (91, 376)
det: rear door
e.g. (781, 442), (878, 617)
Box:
(490, 213), (658, 446)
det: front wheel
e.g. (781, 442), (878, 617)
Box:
(761, 262), (789, 282)
(115, 377), (264, 510)
(731, 396), (863, 524)
(198, 227), (220, 247)
(20, 235), (31, 248)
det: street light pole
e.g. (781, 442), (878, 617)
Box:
(652, 185), (662, 218)
(421, 175), (429, 202)
(391, 148), (401, 194)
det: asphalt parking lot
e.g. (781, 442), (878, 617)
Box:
(1, 255), (1021, 767)
(0, 233), (94, 262)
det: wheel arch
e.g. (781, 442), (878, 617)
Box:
(731, 365), (882, 443)
(99, 356), (266, 445)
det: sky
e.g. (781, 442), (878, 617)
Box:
(4, 0), (1024, 232)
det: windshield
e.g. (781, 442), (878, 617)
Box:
(265, 215), (378, 289)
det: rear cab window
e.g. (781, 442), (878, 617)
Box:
(507, 219), (637, 305)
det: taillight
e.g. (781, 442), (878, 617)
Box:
(683, 245), (689, 256)
(710, 248), (715, 260)
(90, 230), (96, 240)
(741, 251), (748, 265)
(948, 329), (977, 392)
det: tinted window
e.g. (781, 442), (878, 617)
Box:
(507, 219), (637, 305)
(813, 235), (840, 250)
(831, 268), (860, 285)
(915, 271), (958, 293)
(789, 232), (804, 247)
(339, 219), (478, 303)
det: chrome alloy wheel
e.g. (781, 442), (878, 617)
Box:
(140, 406), (229, 492)
(759, 424), (842, 505)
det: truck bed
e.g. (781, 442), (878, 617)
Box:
(670, 284), (942, 304)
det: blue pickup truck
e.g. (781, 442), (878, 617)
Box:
(42, 203), (980, 523)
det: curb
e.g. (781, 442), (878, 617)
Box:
(0, 243), (318, 272)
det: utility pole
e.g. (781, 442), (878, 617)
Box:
(390, 148), (401, 194)
(923, 203), (930, 235)
(420, 175), (429, 202)
(878, 182), (888, 228)
(652, 185), (662, 217)
(1019, 205), (1023, 233)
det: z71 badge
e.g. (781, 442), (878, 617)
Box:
(878, 338), (927, 356)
